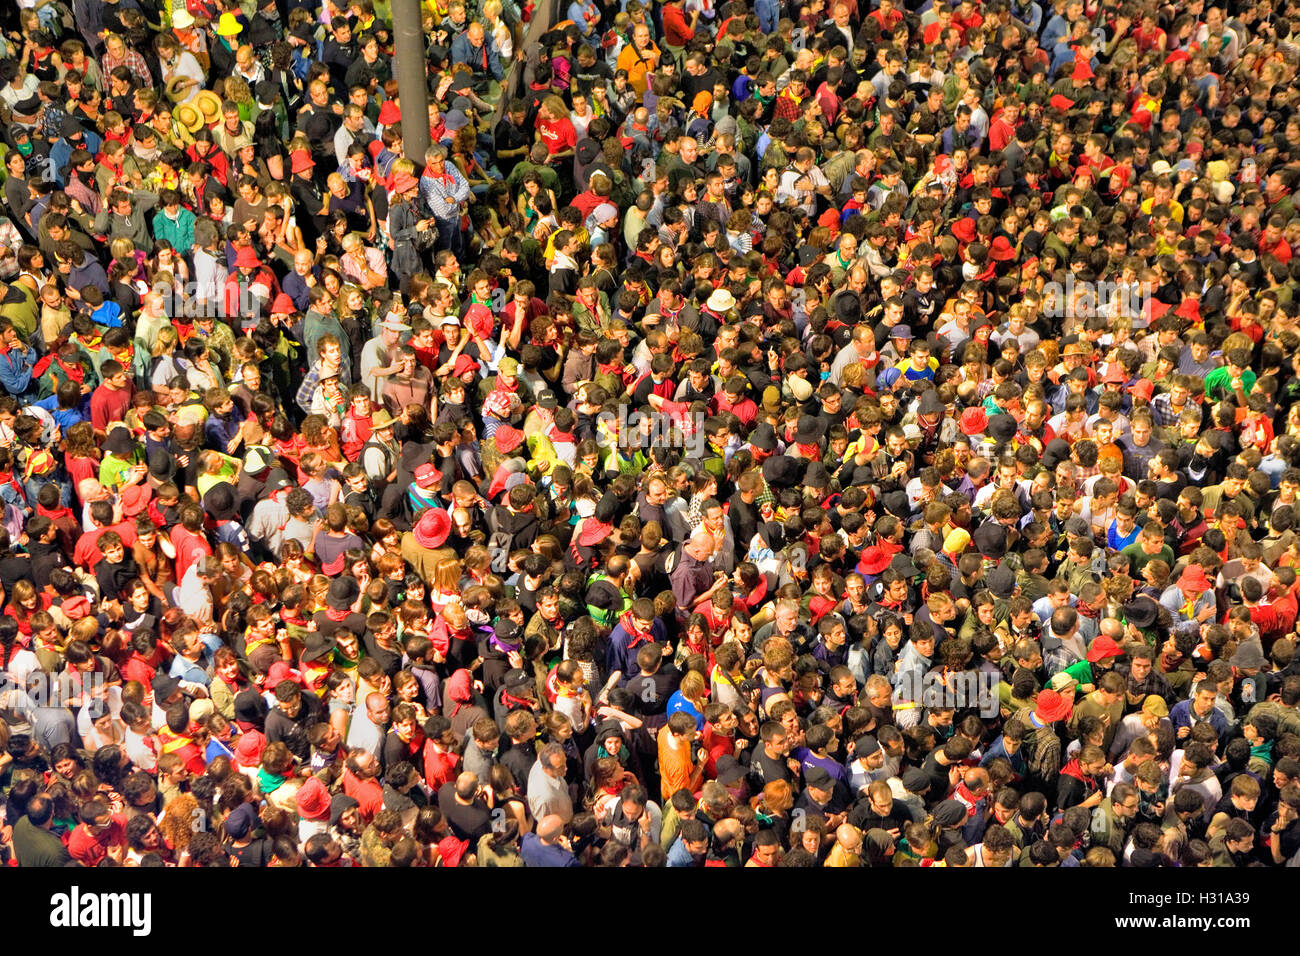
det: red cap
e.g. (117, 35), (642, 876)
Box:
(1087, 635), (1123, 663)
(377, 100), (401, 126)
(1049, 94), (1076, 111)
(271, 292), (295, 315)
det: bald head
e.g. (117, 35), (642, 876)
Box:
(537, 814), (565, 843)
(687, 531), (716, 560)
(837, 824), (863, 850)
(1100, 617), (1124, 639)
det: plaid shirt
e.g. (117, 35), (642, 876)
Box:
(101, 49), (153, 88)
(1150, 392), (1190, 428)
(418, 164), (470, 222)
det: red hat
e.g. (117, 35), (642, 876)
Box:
(1145, 299), (1172, 321)
(989, 235), (1016, 262)
(1186, 141), (1204, 155)
(483, 389), (514, 419)
(264, 660), (302, 691)
(377, 100), (401, 126)
(1071, 59), (1094, 81)
(233, 729), (265, 767)
(295, 777), (332, 821)
(1177, 564), (1213, 594)
(271, 292), (295, 314)
(412, 507), (451, 548)
(494, 424), (525, 454)
(960, 406), (988, 435)
(1086, 635), (1123, 663)
(817, 208), (842, 236)
(576, 518), (614, 548)
(453, 354), (480, 377)
(1035, 689), (1072, 723)
(1165, 49), (1190, 64)
(414, 462), (443, 488)
(951, 217), (977, 244)
(857, 546), (891, 576)
(1129, 378), (1155, 403)
(234, 246), (261, 269)
(121, 483), (153, 517)
(391, 171), (419, 194)
(1102, 364), (1126, 384)
(290, 149), (315, 174)
(1049, 94), (1076, 111)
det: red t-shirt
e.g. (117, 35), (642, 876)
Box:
(536, 116), (577, 155)
(68, 815), (128, 866)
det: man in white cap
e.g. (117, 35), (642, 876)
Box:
(360, 313), (410, 402)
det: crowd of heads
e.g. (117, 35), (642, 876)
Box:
(0, 0), (1299, 868)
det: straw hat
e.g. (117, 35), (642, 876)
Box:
(173, 101), (203, 132)
(193, 90), (223, 125)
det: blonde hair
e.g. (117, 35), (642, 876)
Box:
(153, 325), (179, 357)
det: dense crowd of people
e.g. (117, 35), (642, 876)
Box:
(0, 0), (1298, 870)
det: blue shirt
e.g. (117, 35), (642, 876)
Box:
(520, 833), (580, 866)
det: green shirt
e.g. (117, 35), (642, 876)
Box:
(1121, 540), (1174, 575)
(1203, 365), (1256, 404)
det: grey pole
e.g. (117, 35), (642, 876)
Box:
(392, 0), (431, 162)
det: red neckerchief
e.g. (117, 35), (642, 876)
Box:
(55, 355), (85, 383)
(423, 161), (453, 186)
(500, 691), (534, 710)
(618, 610), (653, 648)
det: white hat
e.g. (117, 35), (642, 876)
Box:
(1150, 160), (1173, 176)
(171, 9), (195, 28)
(706, 288), (737, 313)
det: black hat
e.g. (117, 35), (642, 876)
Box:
(987, 413), (1018, 443)
(803, 460), (830, 489)
(503, 668), (533, 693)
(805, 766), (834, 791)
(103, 426), (138, 457)
(233, 689), (269, 726)
(973, 520), (1008, 560)
(301, 629), (337, 663)
(223, 803), (257, 840)
(798, 244), (823, 268)
(152, 672), (181, 701)
(932, 799), (967, 827)
(576, 139), (601, 164)
(918, 389), (945, 416)
(537, 389), (558, 410)
(881, 490), (912, 518)
(1123, 596), (1159, 629)
(255, 80), (280, 103)
(985, 563), (1016, 599)
(853, 734), (879, 757)
(495, 619), (523, 645)
(202, 482), (237, 522)
(890, 552), (920, 578)
(749, 423), (778, 452)
(898, 769), (927, 794)
(11, 95), (40, 115)
(792, 415), (825, 444)
(716, 754), (747, 785)
(327, 576), (360, 611)
(148, 447), (177, 482)
(763, 454), (802, 488)
(1041, 438), (1072, 471)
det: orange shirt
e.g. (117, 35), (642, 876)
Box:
(656, 725), (697, 803)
